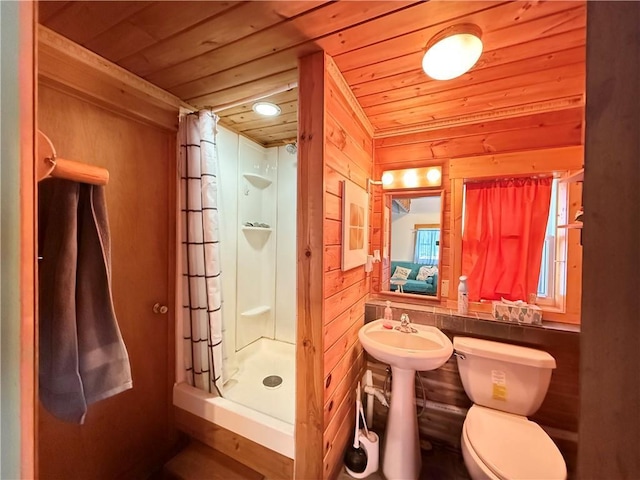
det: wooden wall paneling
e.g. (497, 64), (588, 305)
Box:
(449, 146), (584, 180)
(323, 371), (360, 480)
(219, 88), (298, 124)
(138, 1), (415, 92)
(323, 335), (364, 410)
(37, 26), (188, 131)
(120, 1), (322, 79)
(324, 267), (367, 299)
(325, 142), (369, 191)
(368, 69), (584, 119)
(118, 1), (316, 77)
(336, 2), (582, 81)
(374, 108), (584, 148)
(41, 1), (149, 45)
(174, 407), (293, 480)
(38, 1), (71, 23)
(175, 68), (299, 115)
(37, 83), (176, 479)
(323, 313), (364, 377)
(330, 1), (506, 71)
(324, 218), (341, 246)
(347, 30), (584, 92)
(358, 59), (585, 110)
(295, 51), (326, 480)
(368, 75), (585, 130)
(375, 123), (583, 166)
(324, 245), (342, 273)
(168, 0), (414, 104)
(82, 2), (242, 64)
(173, 47), (310, 103)
(321, 52), (373, 479)
(579, 3), (640, 477)
(323, 299), (366, 356)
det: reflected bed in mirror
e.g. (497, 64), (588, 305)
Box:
(384, 190), (443, 300)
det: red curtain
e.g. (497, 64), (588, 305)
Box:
(462, 177), (552, 302)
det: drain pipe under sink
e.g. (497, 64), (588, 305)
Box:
(362, 370), (389, 428)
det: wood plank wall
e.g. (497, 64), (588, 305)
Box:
(322, 55), (374, 480)
(37, 37), (179, 479)
(297, 51), (374, 480)
(371, 107), (584, 309)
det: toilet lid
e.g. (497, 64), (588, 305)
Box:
(466, 405), (567, 480)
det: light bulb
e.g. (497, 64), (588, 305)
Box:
(423, 26), (483, 81)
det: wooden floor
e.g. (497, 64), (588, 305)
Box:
(160, 440), (264, 480)
(157, 438), (468, 480)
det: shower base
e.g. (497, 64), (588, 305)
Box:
(225, 338), (295, 425)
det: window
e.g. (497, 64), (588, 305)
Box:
(537, 179), (558, 301)
(414, 226), (440, 265)
(449, 146), (583, 323)
(461, 176), (568, 308)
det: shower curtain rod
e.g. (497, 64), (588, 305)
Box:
(37, 130), (109, 185)
(211, 82), (298, 113)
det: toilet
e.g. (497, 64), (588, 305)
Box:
(453, 337), (567, 480)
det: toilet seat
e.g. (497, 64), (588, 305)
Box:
(465, 405), (566, 480)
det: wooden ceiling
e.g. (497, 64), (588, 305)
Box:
(38, 1), (586, 147)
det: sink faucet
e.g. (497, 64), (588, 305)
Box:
(396, 313), (417, 333)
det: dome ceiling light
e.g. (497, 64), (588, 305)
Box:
(252, 101), (281, 116)
(422, 24), (483, 81)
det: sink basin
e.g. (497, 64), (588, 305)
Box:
(358, 319), (453, 371)
(359, 319), (453, 479)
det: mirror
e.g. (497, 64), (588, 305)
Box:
(383, 190), (443, 299)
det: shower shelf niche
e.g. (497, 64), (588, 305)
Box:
(243, 173), (272, 189)
(242, 226), (272, 233)
(241, 305), (271, 317)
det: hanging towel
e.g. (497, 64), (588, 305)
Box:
(39, 179), (132, 424)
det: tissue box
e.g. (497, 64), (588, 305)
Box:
(492, 301), (542, 325)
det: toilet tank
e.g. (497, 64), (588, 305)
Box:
(454, 337), (556, 416)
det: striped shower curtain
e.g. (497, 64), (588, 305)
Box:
(179, 111), (225, 395)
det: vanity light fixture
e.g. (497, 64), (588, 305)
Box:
(252, 101), (281, 116)
(422, 24), (483, 80)
(380, 166), (442, 190)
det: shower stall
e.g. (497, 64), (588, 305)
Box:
(174, 125), (297, 459)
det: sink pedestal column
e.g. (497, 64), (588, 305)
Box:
(382, 366), (421, 480)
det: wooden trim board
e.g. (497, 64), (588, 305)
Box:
(295, 51), (326, 479)
(174, 407), (293, 480)
(38, 25), (191, 131)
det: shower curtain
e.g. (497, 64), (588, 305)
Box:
(179, 110), (225, 395)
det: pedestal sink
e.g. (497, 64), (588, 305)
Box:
(359, 319), (453, 480)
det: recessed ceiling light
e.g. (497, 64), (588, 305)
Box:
(422, 24), (483, 81)
(252, 101), (281, 116)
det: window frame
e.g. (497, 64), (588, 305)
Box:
(449, 146), (583, 324)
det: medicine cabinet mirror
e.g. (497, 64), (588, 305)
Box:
(382, 190), (444, 301)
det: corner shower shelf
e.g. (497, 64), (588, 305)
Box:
(242, 226), (272, 233)
(243, 173), (272, 189)
(241, 305), (271, 317)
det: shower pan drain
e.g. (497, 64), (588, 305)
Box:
(262, 375), (283, 389)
